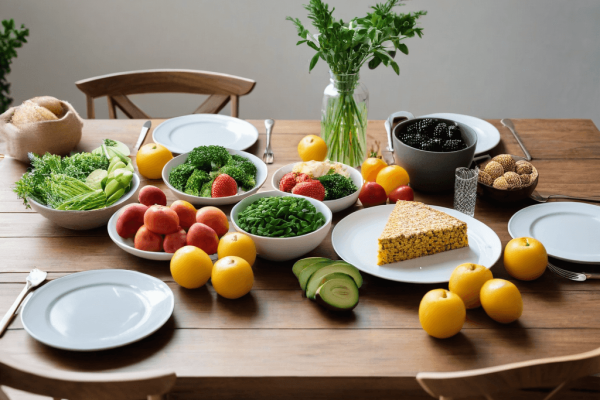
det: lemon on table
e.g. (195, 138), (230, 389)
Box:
(449, 263), (493, 309)
(170, 246), (213, 289)
(136, 142), (173, 180)
(480, 279), (523, 324)
(212, 256), (254, 299)
(297, 135), (328, 162)
(218, 232), (257, 266)
(503, 237), (548, 281)
(419, 289), (466, 339)
(376, 165), (410, 195)
(361, 157), (387, 182)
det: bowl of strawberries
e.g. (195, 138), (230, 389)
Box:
(271, 161), (363, 213)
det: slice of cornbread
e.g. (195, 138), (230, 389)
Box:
(377, 201), (468, 265)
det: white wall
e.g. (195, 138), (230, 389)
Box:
(2, 0), (599, 128)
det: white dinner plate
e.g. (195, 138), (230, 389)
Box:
(21, 270), (174, 351)
(421, 113), (501, 155)
(508, 202), (600, 264)
(153, 114), (259, 154)
(332, 204), (502, 284)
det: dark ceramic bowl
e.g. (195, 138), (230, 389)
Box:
(477, 155), (538, 202)
(390, 115), (477, 193)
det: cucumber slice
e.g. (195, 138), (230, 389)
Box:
(315, 278), (359, 312)
(85, 169), (108, 190)
(298, 260), (349, 291)
(305, 264), (363, 300)
(92, 139), (131, 157)
(292, 257), (331, 278)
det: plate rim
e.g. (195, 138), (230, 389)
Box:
(331, 204), (502, 284)
(152, 114), (259, 154)
(21, 269), (175, 351)
(507, 202), (600, 264)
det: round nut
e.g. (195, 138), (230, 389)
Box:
(520, 174), (531, 186)
(504, 171), (522, 189)
(478, 170), (494, 186)
(515, 160), (533, 175)
(493, 176), (510, 190)
(530, 166), (539, 182)
(492, 154), (516, 173)
(484, 161), (504, 180)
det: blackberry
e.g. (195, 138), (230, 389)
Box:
(401, 133), (423, 148)
(416, 119), (435, 137)
(405, 123), (419, 136)
(420, 139), (434, 151)
(442, 139), (466, 152)
(447, 125), (461, 140)
(430, 138), (444, 152)
(433, 123), (448, 139)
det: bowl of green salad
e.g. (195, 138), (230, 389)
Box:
(271, 161), (363, 213)
(14, 140), (140, 230)
(231, 191), (332, 261)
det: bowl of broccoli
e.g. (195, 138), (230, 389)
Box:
(271, 162), (363, 213)
(162, 145), (268, 206)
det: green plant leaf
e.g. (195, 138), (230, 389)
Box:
(309, 52), (320, 72)
(398, 43), (408, 55)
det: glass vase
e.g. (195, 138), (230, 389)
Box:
(321, 70), (369, 167)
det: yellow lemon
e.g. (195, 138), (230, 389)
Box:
(503, 237), (548, 281)
(297, 135), (328, 162)
(419, 289), (466, 339)
(449, 263), (493, 309)
(170, 246), (213, 289)
(480, 279), (523, 324)
(136, 142), (173, 180)
(361, 157), (388, 182)
(217, 232), (257, 266)
(376, 165), (410, 195)
(212, 256), (254, 299)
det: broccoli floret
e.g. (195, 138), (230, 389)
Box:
(315, 173), (358, 200)
(169, 164), (197, 192)
(227, 155), (257, 177)
(219, 164), (256, 191)
(186, 145), (231, 171)
(184, 170), (211, 196)
(200, 177), (215, 197)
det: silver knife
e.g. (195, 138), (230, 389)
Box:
(134, 121), (152, 151)
(501, 118), (532, 161)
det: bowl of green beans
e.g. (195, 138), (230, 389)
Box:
(231, 191), (332, 261)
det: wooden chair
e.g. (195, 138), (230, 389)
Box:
(75, 69), (256, 119)
(0, 353), (176, 400)
(416, 346), (600, 400)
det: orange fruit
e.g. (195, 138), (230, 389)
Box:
(480, 279), (523, 323)
(375, 165), (410, 195)
(170, 245), (213, 289)
(419, 289), (466, 339)
(361, 157), (388, 182)
(211, 256), (254, 299)
(503, 237), (548, 281)
(297, 135), (328, 162)
(449, 263), (493, 309)
(217, 232), (257, 266)
(136, 142), (173, 179)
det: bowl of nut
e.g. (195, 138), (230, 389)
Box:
(477, 154), (538, 202)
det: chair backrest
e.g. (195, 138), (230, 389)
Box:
(416, 346), (600, 400)
(0, 353), (176, 400)
(75, 69), (256, 119)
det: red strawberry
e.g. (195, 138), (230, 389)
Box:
(212, 174), (238, 198)
(292, 180), (325, 201)
(295, 173), (311, 184)
(279, 172), (297, 192)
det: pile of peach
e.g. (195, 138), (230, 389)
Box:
(116, 185), (228, 255)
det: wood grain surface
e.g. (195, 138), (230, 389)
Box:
(0, 119), (599, 400)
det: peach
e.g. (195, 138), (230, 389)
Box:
(164, 227), (187, 253)
(138, 185), (167, 207)
(144, 205), (179, 235)
(196, 206), (229, 237)
(187, 222), (219, 255)
(134, 225), (163, 252)
(116, 203), (148, 238)
(170, 200), (197, 231)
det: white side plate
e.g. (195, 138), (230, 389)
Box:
(332, 204), (502, 283)
(508, 202), (600, 264)
(152, 114), (259, 154)
(21, 270), (174, 351)
(421, 113), (501, 156)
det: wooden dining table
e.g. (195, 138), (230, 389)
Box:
(1, 118), (600, 400)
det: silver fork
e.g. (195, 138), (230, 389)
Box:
(262, 119), (274, 164)
(547, 262), (600, 282)
(530, 190), (600, 203)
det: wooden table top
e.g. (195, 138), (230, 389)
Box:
(1, 119), (599, 400)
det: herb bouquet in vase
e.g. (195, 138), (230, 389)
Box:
(288, 0), (426, 167)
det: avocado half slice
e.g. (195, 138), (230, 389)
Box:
(298, 260), (348, 291)
(305, 264), (363, 300)
(315, 278), (359, 312)
(292, 257), (331, 278)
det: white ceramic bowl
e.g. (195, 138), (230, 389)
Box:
(271, 162), (363, 213)
(28, 174), (140, 230)
(162, 148), (268, 206)
(230, 191), (332, 262)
